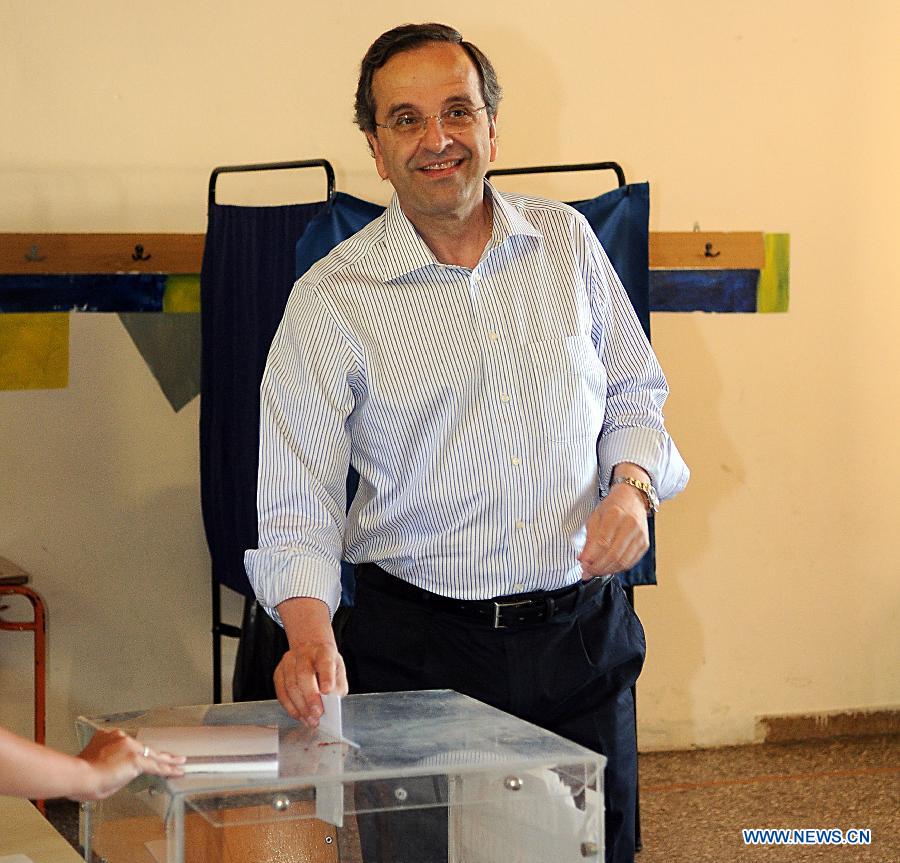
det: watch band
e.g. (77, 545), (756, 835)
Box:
(611, 475), (660, 514)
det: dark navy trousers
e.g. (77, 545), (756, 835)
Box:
(341, 569), (646, 863)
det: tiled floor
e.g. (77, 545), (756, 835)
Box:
(44, 733), (898, 862)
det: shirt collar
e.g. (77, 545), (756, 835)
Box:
(485, 181), (543, 247)
(378, 181), (543, 282)
(379, 194), (437, 281)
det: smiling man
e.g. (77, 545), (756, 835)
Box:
(245, 22), (688, 863)
(364, 38), (497, 266)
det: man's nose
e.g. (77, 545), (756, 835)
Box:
(420, 115), (453, 151)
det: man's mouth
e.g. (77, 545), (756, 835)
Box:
(419, 159), (462, 172)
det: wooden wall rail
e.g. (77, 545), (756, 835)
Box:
(0, 234), (206, 275)
(0, 231), (765, 275)
(649, 232), (764, 270)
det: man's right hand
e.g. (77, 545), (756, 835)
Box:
(274, 597), (349, 726)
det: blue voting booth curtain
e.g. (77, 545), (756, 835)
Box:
(205, 186), (654, 699)
(294, 182), (656, 596)
(200, 201), (327, 597)
(295, 192), (386, 278)
(571, 184), (651, 340)
(201, 201), (328, 701)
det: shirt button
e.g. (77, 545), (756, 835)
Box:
(488, 331), (500, 341)
(511, 456), (521, 466)
(512, 583), (525, 593)
(500, 392), (511, 403)
(472, 272), (482, 282)
(515, 520), (525, 530)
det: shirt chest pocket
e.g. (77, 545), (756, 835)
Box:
(526, 335), (607, 442)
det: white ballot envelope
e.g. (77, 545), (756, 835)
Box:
(136, 724), (279, 773)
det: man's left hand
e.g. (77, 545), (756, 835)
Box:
(578, 481), (650, 578)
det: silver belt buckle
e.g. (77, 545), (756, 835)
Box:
(492, 598), (532, 629)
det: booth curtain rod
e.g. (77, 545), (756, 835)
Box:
(206, 159), (622, 211)
(486, 161), (626, 189)
(208, 159), (336, 210)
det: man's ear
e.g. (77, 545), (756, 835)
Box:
(488, 111), (499, 163)
(366, 131), (389, 180)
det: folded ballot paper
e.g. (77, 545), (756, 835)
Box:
(136, 724), (279, 774)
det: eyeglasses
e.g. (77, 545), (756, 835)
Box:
(375, 105), (488, 136)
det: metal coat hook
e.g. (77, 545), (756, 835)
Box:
(25, 245), (47, 262)
(704, 242), (720, 258)
(132, 244), (152, 261)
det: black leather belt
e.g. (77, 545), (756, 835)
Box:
(356, 563), (609, 629)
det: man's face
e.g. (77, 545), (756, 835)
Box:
(365, 42), (498, 225)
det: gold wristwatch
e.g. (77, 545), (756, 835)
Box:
(611, 476), (660, 514)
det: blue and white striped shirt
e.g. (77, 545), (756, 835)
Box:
(245, 185), (689, 618)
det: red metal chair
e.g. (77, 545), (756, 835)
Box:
(0, 556), (47, 814)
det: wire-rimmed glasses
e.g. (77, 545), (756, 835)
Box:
(375, 105), (488, 136)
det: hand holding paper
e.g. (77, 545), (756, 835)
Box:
(135, 726), (278, 774)
(272, 598), (349, 726)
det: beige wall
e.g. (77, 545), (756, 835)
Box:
(1, 1), (898, 752)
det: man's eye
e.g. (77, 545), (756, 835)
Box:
(394, 114), (422, 128)
(445, 108), (471, 120)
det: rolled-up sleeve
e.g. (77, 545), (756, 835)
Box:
(244, 282), (358, 621)
(582, 218), (690, 502)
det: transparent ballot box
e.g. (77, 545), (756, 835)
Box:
(77, 690), (604, 863)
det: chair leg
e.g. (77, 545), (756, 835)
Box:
(1, 575), (47, 815)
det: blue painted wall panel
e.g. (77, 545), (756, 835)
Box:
(650, 269), (759, 313)
(0, 274), (166, 312)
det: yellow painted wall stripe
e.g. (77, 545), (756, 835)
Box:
(757, 234), (790, 313)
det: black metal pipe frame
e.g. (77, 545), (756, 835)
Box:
(211, 583), (242, 704)
(208, 158), (336, 210)
(486, 160), (626, 189)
